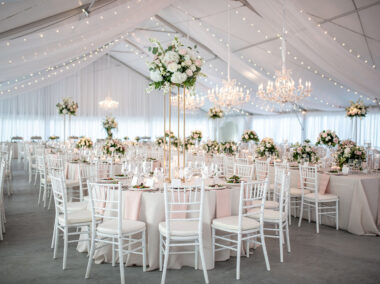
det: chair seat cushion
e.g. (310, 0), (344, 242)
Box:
(58, 209), (93, 225)
(212, 216), (259, 232)
(67, 201), (88, 212)
(251, 199), (279, 209)
(97, 219), (145, 235)
(290, 187), (310, 196)
(304, 193), (339, 201)
(159, 221), (199, 237)
(249, 209), (286, 222)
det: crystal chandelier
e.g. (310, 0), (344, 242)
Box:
(99, 96), (119, 110)
(207, 1), (250, 108)
(171, 89), (205, 111)
(257, 0), (311, 104)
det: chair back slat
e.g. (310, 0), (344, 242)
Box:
(254, 159), (270, 181)
(234, 164), (254, 179)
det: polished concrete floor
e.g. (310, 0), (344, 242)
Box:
(1, 166), (380, 284)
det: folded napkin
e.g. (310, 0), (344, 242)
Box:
(124, 191), (143, 220)
(216, 189), (231, 218)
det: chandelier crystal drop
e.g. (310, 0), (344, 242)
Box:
(207, 0), (250, 109)
(171, 89), (205, 111)
(99, 96), (119, 110)
(257, 0), (311, 104)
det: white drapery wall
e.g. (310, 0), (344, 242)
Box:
(0, 56), (209, 141)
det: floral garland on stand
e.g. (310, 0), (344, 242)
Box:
(291, 142), (319, 164)
(76, 137), (93, 149)
(221, 141), (237, 155)
(255, 138), (279, 158)
(241, 130), (259, 143)
(316, 130), (340, 147)
(103, 139), (126, 156)
(208, 107), (224, 119)
(335, 140), (366, 169)
(103, 116), (117, 139)
(346, 100), (368, 118)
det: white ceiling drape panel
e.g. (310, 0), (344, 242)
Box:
(0, 0), (175, 97)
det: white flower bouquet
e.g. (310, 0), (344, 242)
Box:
(76, 137), (93, 149)
(221, 141), (237, 155)
(203, 140), (221, 154)
(208, 107), (224, 119)
(335, 139), (366, 169)
(184, 137), (195, 150)
(255, 137), (279, 158)
(190, 130), (202, 142)
(316, 130), (340, 147)
(346, 100), (368, 118)
(155, 136), (165, 146)
(56, 97), (78, 116)
(291, 142), (319, 163)
(146, 37), (205, 92)
(103, 139), (126, 156)
(48, 136), (59, 140)
(241, 130), (259, 143)
(103, 116), (118, 138)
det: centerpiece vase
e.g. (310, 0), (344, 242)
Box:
(68, 114), (71, 138)
(351, 116), (358, 144)
(63, 114), (66, 142)
(213, 119), (219, 141)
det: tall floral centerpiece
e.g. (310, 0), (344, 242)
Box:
(103, 139), (126, 156)
(316, 130), (340, 148)
(102, 116), (117, 139)
(146, 37), (205, 180)
(346, 100), (368, 144)
(255, 138), (279, 159)
(203, 140), (221, 155)
(190, 130), (202, 142)
(56, 97), (78, 141)
(291, 142), (319, 164)
(335, 140), (366, 170)
(241, 130), (259, 143)
(221, 141), (237, 155)
(76, 137), (93, 149)
(208, 107), (224, 140)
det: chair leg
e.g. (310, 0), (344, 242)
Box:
(308, 203), (311, 223)
(161, 238), (170, 284)
(159, 234), (163, 271)
(63, 227), (68, 270)
(279, 222), (283, 263)
(285, 221), (291, 253)
(112, 238), (116, 267)
(211, 228), (215, 264)
(236, 233), (242, 280)
(53, 224), (59, 259)
(194, 242), (198, 270)
(315, 202), (319, 234)
(118, 237), (125, 284)
(85, 227), (96, 278)
(298, 197), (304, 227)
(51, 217), (57, 249)
(38, 184), (43, 205)
(48, 188), (53, 210)
(142, 230), (146, 272)
(336, 200), (339, 230)
(288, 198), (292, 225)
(199, 237), (209, 283)
(261, 228), (270, 271)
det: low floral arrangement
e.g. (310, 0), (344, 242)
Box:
(103, 139), (126, 156)
(208, 107), (224, 119)
(184, 137), (195, 150)
(48, 136), (59, 140)
(316, 130), (340, 147)
(203, 140), (221, 154)
(31, 136), (42, 140)
(241, 130), (259, 143)
(190, 130), (202, 142)
(335, 139), (366, 169)
(226, 175), (241, 184)
(146, 37), (205, 92)
(255, 137), (278, 158)
(291, 142), (319, 163)
(56, 97), (78, 116)
(103, 116), (117, 139)
(346, 100), (368, 118)
(164, 130), (176, 140)
(172, 137), (182, 149)
(135, 136), (140, 142)
(124, 136), (129, 141)
(220, 141), (237, 155)
(155, 136), (165, 146)
(76, 137), (93, 149)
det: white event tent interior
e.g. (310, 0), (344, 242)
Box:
(0, 0), (379, 146)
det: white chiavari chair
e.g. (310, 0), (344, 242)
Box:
(212, 179), (270, 280)
(85, 182), (146, 284)
(223, 156), (235, 177)
(254, 158), (270, 181)
(251, 169), (291, 262)
(36, 154), (52, 208)
(50, 175), (93, 270)
(233, 163), (254, 180)
(159, 182), (209, 284)
(235, 157), (249, 165)
(298, 165), (339, 233)
(0, 160), (6, 240)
